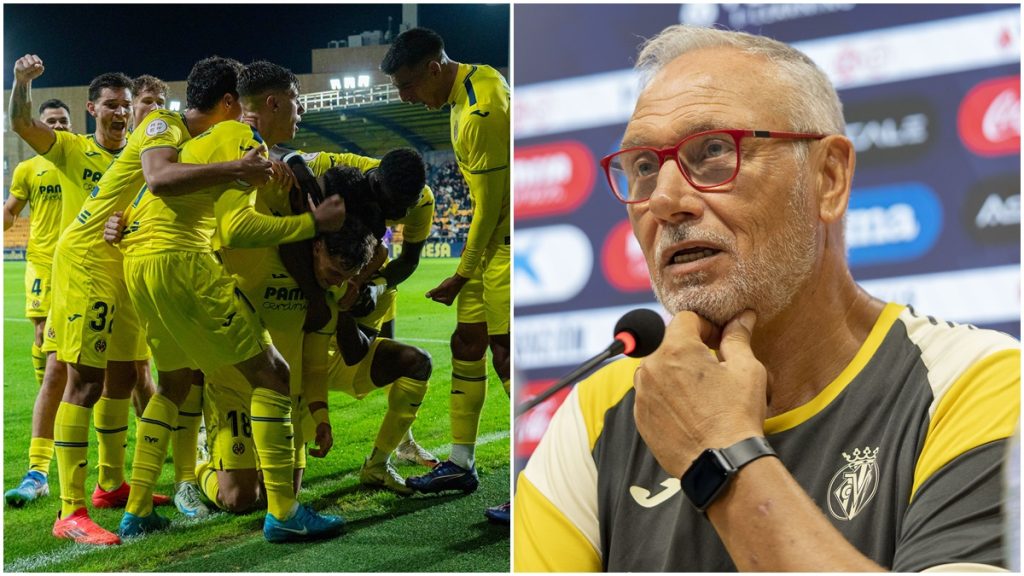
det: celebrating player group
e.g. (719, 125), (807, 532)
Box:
(3, 26), (510, 546)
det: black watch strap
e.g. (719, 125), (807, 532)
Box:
(720, 436), (776, 469)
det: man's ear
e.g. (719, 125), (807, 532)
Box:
(86, 101), (98, 118)
(265, 93), (278, 112)
(815, 135), (856, 225)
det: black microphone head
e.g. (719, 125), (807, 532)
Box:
(614, 308), (665, 358)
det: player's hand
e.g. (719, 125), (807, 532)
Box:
(312, 194), (346, 232)
(236, 144), (273, 186)
(351, 243), (388, 284)
(425, 273), (469, 306)
(14, 55), (44, 83)
(633, 310), (766, 479)
(267, 159), (296, 194)
(103, 211), (126, 245)
(309, 422), (334, 458)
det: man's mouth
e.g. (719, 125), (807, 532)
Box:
(110, 121), (126, 131)
(669, 246), (721, 265)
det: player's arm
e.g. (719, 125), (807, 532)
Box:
(3, 196), (28, 231)
(4, 161), (32, 231)
(455, 167), (506, 279)
(379, 240), (424, 288)
(302, 330), (333, 458)
(9, 55), (56, 154)
(334, 305), (372, 367)
(215, 185), (344, 249)
(141, 146), (273, 197)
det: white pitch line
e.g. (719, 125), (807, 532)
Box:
(397, 337), (449, 343)
(5, 316), (31, 323)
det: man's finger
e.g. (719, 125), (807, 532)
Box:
(717, 309), (757, 362)
(665, 310), (719, 347)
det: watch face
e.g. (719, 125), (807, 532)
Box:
(682, 449), (732, 510)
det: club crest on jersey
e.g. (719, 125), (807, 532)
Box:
(146, 119), (168, 136)
(827, 446), (879, 521)
(232, 442), (246, 455)
(31, 299), (41, 309)
(94, 339), (107, 353)
(47, 326), (56, 340)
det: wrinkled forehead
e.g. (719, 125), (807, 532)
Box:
(95, 86), (132, 104)
(40, 107), (69, 121)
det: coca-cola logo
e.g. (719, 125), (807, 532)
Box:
(601, 219), (651, 292)
(958, 75), (1020, 157)
(515, 141), (595, 219)
(514, 379), (570, 459)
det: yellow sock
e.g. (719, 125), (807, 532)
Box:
(126, 394), (178, 517)
(28, 436), (55, 475)
(196, 461), (223, 510)
(31, 343), (46, 386)
(173, 385), (203, 483)
(55, 402), (91, 516)
(94, 396), (130, 491)
(370, 377), (428, 466)
(501, 378), (510, 397)
(450, 357), (487, 446)
(250, 387), (296, 520)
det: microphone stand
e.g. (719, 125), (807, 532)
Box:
(514, 340), (625, 418)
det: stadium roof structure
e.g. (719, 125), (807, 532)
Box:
(289, 83), (451, 157)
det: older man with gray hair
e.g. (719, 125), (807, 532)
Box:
(514, 24), (1019, 572)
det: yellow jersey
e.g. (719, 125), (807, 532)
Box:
(59, 110), (189, 272)
(446, 63), (510, 277)
(121, 120), (316, 257)
(8, 155), (71, 267)
(41, 130), (124, 234)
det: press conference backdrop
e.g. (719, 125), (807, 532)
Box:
(513, 4), (1021, 468)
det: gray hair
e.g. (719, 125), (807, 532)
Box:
(636, 25), (845, 138)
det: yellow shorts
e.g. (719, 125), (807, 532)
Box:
(204, 366), (257, 471)
(326, 338), (384, 399)
(457, 243), (510, 335)
(124, 251), (270, 373)
(50, 251), (149, 368)
(355, 287), (396, 332)
(24, 259), (52, 318)
(41, 314), (57, 354)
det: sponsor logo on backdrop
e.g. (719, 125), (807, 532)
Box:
(515, 141), (595, 219)
(963, 173), (1020, 245)
(514, 379), (570, 459)
(515, 225), (594, 307)
(859, 265), (1019, 325)
(602, 220), (651, 292)
(846, 183), (942, 268)
(680, 3), (855, 29)
(958, 75), (1020, 156)
(844, 97), (933, 166)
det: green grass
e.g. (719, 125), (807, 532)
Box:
(3, 258), (510, 572)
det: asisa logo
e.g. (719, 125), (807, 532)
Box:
(515, 141), (595, 220)
(602, 219), (651, 292)
(958, 75), (1020, 157)
(846, 183), (942, 268)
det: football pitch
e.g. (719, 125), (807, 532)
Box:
(2, 258), (511, 572)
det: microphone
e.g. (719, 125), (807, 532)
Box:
(515, 308), (665, 417)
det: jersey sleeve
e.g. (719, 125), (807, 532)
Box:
(393, 186), (435, 243)
(515, 386), (603, 572)
(893, 348), (1020, 570)
(40, 130), (77, 169)
(138, 111), (186, 154)
(9, 160), (32, 200)
(456, 110), (509, 278)
(213, 132), (316, 248)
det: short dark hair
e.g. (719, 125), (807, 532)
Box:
(88, 72), (133, 102)
(377, 147), (427, 218)
(380, 27), (445, 74)
(186, 56), (244, 111)
(237, 60), (298, 99)
(38, 98), (70, 116)
(133, 75), (169, 99)
(319, 166), (377, 269)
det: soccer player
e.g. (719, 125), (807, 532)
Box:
(192, 167), (380, 512)
(131, 75), (167, 131)
(382, 27), (511, 521)
(3, 98), (75, 507)
(8, 58), (178, 537)
(20, 55), (272, 545)
(115, 60), (346, 543)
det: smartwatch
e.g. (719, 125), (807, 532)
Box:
(680, 436), (776, 512)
